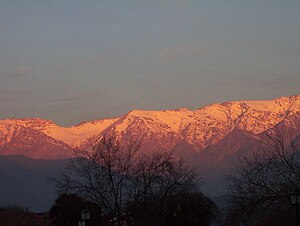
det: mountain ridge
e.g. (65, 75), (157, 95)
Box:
(1, 94), (300, 160)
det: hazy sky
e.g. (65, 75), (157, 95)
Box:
(0, 1), (299, 126)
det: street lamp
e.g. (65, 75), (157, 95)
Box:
(79, 209), (90, 226)
(78, 220), (85, 226)
(290, 192), (300, 226)
(81, 210), (91, 221)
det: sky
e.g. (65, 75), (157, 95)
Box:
(0, 0), (299, 126)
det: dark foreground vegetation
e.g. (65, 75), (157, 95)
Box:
(53, 136), (218, 226)
(224, 128), (300, 226)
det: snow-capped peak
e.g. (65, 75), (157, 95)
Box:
(1, 94), (300, 159)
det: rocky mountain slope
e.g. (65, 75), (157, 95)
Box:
(1, 94), (300, 160)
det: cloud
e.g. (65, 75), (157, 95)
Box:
(15, 66), (31, 77)
(0, 66), (32, 81)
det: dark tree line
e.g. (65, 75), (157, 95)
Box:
(55, 136), (218, 226)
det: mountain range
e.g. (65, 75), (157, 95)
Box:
(1, 94), (300, 161)
(1, 94), (300, 210)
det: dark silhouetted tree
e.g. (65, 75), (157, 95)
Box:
(56, 136), (218, 226)
(49, 193), (102, 226)
(225, 128), (300, 226)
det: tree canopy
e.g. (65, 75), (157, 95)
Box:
(56, 136), (218, 226)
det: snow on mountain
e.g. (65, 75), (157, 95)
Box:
(0, 124), (73, 159)
(0, 118), (119, 146)
(98, 109), (187, 152)
(96, 94), (300, 152)
(42, 118), (119, 146)
(0, 117), (120, 158)
(0, 94), (300, 160)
